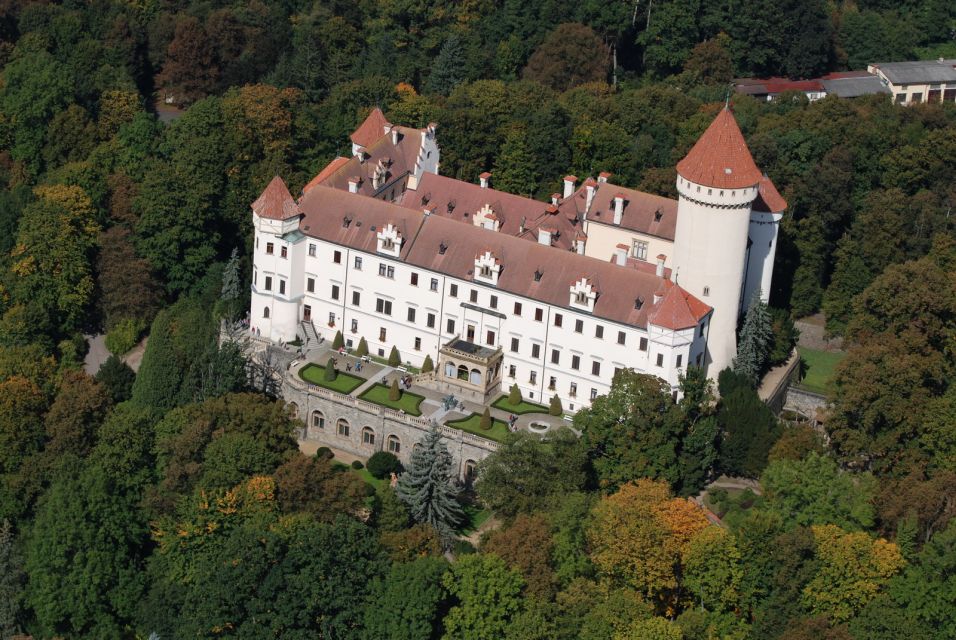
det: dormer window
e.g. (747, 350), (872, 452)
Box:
(480, 265), (492, 278)
(439, 242), (448, 255)
(376, 223), (403, 257)
(569, 277), (598, 312)
(447, 201), (456, 213)
(654, 209), (663, 222)
(634, 296), (644, 310)
(343, 216), (352, 228)
(533, 269), (543, 282)
(474, 250), (501, 285)
(574, 291), (588, 304)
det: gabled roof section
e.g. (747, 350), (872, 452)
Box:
(584, 182), (678, 240)
(350, 107), (391, 147)
(648, 282), (711, 330)
(303, 157), (350, 194)
(752, 175), (787, 213)
(252, 176), (300, 220)
(677, 108), (763, 189)
(308, 125), (422, 198)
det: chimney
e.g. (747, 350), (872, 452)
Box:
(391, 128), (400, 145)
(563, 175), (577, 199)
(575, 238), (585, 254)
(653, 284), (665, 305)
(519, 217), (526, 234)
(614, 244), (628, 266)
(479, 172), (491, 188)
(538, 228), (553, 246)
(551, 193), (561, 205)
(348, 177), (360, 194)
(598, 171), (612, 183)
(613, 194), (625, 225)
(585, 181), (596, 212)
(656, 254), (666, 277)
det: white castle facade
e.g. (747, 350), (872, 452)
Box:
(249, 107), (785, 411)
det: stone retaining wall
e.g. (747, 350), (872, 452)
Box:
(784, 387), (828, 425)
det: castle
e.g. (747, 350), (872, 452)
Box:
(250, 106), (785, 411)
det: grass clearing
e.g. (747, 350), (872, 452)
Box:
(457, 503), (492, 536)
(333, 461), (388, 491)
(445, 413), (511, 443)
(491, 395), (549, 415)
(299, 364), (365, 394)
(796, 346), (846, 395)
(358, 384), (425, 416)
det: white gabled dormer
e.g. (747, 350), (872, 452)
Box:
(474, 250), (501, 285)
(377, 223), (403, 257)
(473, 203), (500, 231)
(569, 277), (598, 312)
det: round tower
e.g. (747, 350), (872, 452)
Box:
(671, 108), (763, 376)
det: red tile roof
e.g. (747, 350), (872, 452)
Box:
(308, 125), (423, 198)
(350, 107), (390, 148)
(676, 108), (763, 189)
(252, 176), (300, 220)
(752, 175), (787, 213)
(584, 182), (678, 240)
(648, 281), (712, 330)
(303, 157), (350, 194)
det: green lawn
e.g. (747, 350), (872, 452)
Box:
(445, 413), (511, 443)
(333, 461), (388, 491)
(491, 395), (549, 415)
(796, 346), (846, 395)
(358, 384), (425, 416)
(299, 364), (365, 394)
(457, 503), (492, 536)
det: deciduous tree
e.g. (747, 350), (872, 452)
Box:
(442, 553), (525, 640)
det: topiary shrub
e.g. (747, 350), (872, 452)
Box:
(356, 337), (369, 357)
(508, 383), (522, 405)
(421, 354), (434, 373)
(315, 447), (333, 460)
(367, 451), (402, 479)
(324, 357), (337, 381)
(479, 407), (492, 430)
(389, 378), (401, 401)
(549, 395), (563, 416)
(351, 460), (364, 470)
(332, 330), (344, 350)
(105, 317), (145, 355)
(388, 345), (401, 367)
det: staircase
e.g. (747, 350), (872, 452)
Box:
(300, 321), (321, 352)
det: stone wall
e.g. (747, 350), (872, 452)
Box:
(282, 376), (499, 481)
(784, 387), (828, 425)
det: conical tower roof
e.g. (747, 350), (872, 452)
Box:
(252, 176), (300, 220)
(676, 108), (762, 189)
(350, 107), (391, 147)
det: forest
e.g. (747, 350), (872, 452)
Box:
(0, 0), (954, 639)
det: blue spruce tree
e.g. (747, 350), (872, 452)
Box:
(396, 426), (464, 543)
(733, 289), (773, 386)
(425, 36), (464, 96)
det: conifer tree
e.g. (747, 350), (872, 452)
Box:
(356, 337), (368, 358)
(332, 330), (344, 350)
(220, 247), (241, 301)
(421, 354), (434, 373)
(508, 383), (522, 405)
(549, 395), (563, 416)
(389, 379), (401, 401)
(733, 289), (773, 386)
(396, 427), (464, 543)
(388, 345), (401, 367)
(425, 35), (465, 96)
(0, 519), (22, 640)
(479, 408), (493, 430)
(325, 357), (337, 382)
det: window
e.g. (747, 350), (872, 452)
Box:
(328, 312), (335, 325)
(410, 273), (419, 286)
(590, 388), (598, 400)
(253, 269), (257, 286)
(352, 291), (361, 306)
(378, 264), (395, 278)
(639, 337), (648, 351)
(529, 371), (537, 384)
(676, 354), (683, 368)
(595, 325), (604, 339)
(470, 290), (478, 303)
(311, 411), (325, 429)
(279, 280), (286, 295)
(912, 92), (923, 102)
(490, 295), (498, 309)
(264, 276), (273, 291)
(571, 355), (580, 370)
(266, 242), (274, 255)
(379, 327), (387, 341)
(333, 250), (342, 264)
(263, 307), (270, 318)
(427, 313), (436, 328)
(510, 338), (519, 352)
(699, 323), (706, 338)
(446, 319), (455, 334)
(362, 428), (374, 445)
(407, 307), (416, 322)
(551, 349), (560, 365)
(514, 302), (522, 315)
(354, 256), (363, 269)
(430, 278), (439, 292)
(617, 331), (626, 345)
(387, 435), (401, 453)
(592, 361), (601, 376)
(337, 419), (349, 437)
(534, 308), (543, 322)
(508, 364), (516, 377)
(308, 243), (316, 257)
(414, 337), (421, 350)
(306, 278), (315, 293)
(895, 93), (906, 104)
(480, 329), (493, 345)
(702, 286), (710, 297)
(256, 237), (259, 249)
(574, 319), (583, 333)
(570, 382), (577, 397)
(656, 353), (664, 367)
(331, 284), (339, 300)
(531, 344), (541, 359)
(280, 245), (287, 259)
(554, 313), (563, 328)
(351, 319), (358, 333)
(548, 376), (556, 390)
(450, 284), (458, 297)
(376, 298), (392, 315)
(632, 240), (647, 260)
(614, 367), (623, 380)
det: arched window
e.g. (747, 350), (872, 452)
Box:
(311, 411), (325, 429)
(337, 418), (350, 437)
(287, 402), (298, 419)
(469, 368), (482, 385)
(362, 427), (375, 446)
(445, 361), (456, 378)
(457, 364), (469, 381)
(464, 459), (477, 482)
(387, 435), (401, 454)
(263, 306), (270, 318)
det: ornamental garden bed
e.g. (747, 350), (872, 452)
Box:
(445, 413), (511, 443)
(358, 384), (425, 416)
(299, 364), (365, 394)
(491, 395), (549, 415)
